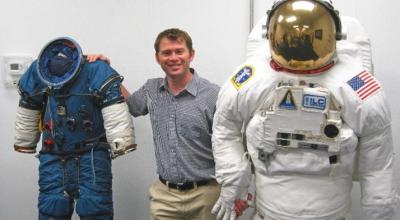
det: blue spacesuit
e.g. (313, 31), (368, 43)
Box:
(14, 37), (136, 220)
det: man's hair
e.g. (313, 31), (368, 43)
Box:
(154, 28), (193, 53)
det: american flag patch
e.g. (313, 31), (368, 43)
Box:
(347, 71), (380, 100)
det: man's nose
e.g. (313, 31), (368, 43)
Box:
(168, 52), (180, 61)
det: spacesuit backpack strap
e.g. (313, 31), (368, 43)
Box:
(14, 61), (47, 153)
(91, 62), (136, 159)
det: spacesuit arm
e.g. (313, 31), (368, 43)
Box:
(102, 102), (136, 158)
(346, 91), (397, 220)
(358, 125), (396, 220)
(14, 106), (41, 153)
(99, 75), (136, 159)
(14, 61), (45, 154)
(211, 83), (252, 220)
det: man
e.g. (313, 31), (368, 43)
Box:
(211, 1), (397, 220)
(96, 28), (221, 219)
(14, 37), (136, 220)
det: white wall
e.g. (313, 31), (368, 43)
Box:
(0, 0), (398, 219)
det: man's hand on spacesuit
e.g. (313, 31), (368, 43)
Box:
(86, 54), (111, 65)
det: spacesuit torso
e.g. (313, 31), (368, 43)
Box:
(18, 60), (122, 154)
(245, 57), (362, 219)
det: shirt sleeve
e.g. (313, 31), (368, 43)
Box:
(126, 81), (149, 117)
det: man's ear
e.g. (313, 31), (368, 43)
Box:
(189, 49), (195, 62)
(155, 53), (161, 64)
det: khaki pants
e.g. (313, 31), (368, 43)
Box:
(149, 179), (221, 220)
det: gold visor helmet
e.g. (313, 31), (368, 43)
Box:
(267, 0), (343, 71)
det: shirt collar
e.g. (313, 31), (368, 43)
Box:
(159, 68), (198, 97)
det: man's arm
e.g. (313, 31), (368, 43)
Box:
(120, 84), (130, 101)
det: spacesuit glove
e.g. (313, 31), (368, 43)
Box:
(213, 153), (253, 219)
(212, 179), (251, 219)
(212, 187), (237, 220)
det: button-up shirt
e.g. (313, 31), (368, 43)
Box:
(127, 69), (220, 183)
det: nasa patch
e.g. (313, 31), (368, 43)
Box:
(231, 66), (254, 90)
(279, 90), (297, 110)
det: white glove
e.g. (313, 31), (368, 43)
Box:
(212, 154), (252, 220)
(102, 102), (136, 159)
(212, 186), (238, 220)
(14, 106), (41, 153)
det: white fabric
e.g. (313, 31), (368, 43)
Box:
(211, 148), (252, 220)
(212, 192), (237, 220)
(246, 15), (374, 74)
(213, 42), (395, 219)
(14, 106), (41, 153)
(101, 102), (136, 158)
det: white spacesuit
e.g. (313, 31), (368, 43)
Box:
(212, 1), (396, 220)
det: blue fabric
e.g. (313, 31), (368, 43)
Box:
(17, 61), (47, 110)
(38, 146), (113, 219)
(19, 60), (122, 154)
(18, 58), (123, 219)
(48, 55), (73, 76)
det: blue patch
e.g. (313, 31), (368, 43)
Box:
(231, 66), (254, 89)
(302, 95), (326, 110)
(279, 90), (296, 110)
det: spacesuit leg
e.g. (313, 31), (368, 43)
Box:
(38, 154), (74, 220)
(75, 144), (113, 220)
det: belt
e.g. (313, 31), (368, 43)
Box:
(159, 176), (210, 191)
(43, 136), (108, 155)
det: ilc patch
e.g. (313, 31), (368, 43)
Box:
(302, 94), (327, 110)
(231, 66), (254, 90)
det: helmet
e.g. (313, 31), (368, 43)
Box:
(267, 0), (343, 71)
(37, 37), (83, 88)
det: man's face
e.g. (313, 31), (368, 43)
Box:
(156, 37), (194, 80)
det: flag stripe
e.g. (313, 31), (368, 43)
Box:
(357, 80), (378, 94)
(359, 83), (379, 97)
(360, 85), (381, 100)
